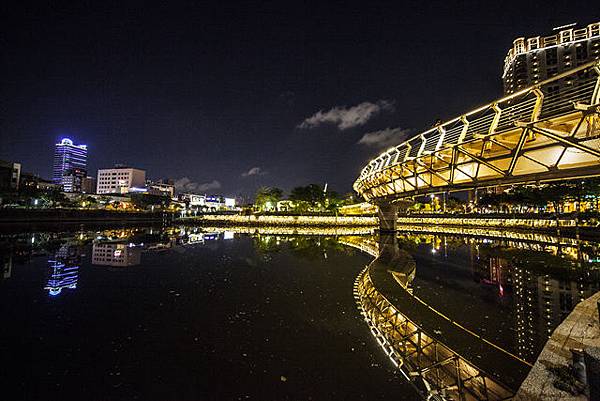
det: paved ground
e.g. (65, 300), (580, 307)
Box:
(515, 291), (600, 401)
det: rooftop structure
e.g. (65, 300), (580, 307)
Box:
(503, 22), (600, 94)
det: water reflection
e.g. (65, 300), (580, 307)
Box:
(346, 228), (600, 364)
(91, 242), (142, 267)
(45, 242), (82, 296)
(1, 224), (599, 364)
(1, 224), (413, 400)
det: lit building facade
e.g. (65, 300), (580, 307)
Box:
(96, 167), (146, 194)
(52, 138), (88, 192)
(147, 181), (175, 198)
(178, 193), (236, 211)
(503, 22), (600, 94)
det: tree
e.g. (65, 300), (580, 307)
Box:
(130, 193), (170, 210)
(289, 184), (325, 210)
(445, 196), (464, 213)
(254, 187), (283, 211)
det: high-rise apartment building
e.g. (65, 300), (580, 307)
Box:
(502, 22), (600, 94)
(96, 166), (146, 194)
(52, 138), (88, 192)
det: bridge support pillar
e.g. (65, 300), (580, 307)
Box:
(378, 231), (399, 261)
(377, 203), (399, 232)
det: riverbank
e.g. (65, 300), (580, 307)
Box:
(179, 214), (378, 226)
(0, 208), (171, 223)
(515, 291), (600, 401)
(3, 210), (599, 239)
(178, 213), (600, 237)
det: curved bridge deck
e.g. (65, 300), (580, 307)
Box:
(354, 60), (600, 202)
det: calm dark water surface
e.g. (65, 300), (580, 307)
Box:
(2, 224), (600, 400)
(1, 226), (414, 401)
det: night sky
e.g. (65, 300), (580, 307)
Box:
(1, 1), (597, 197)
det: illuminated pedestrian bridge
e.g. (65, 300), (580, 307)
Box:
(354, 61), (600, 204)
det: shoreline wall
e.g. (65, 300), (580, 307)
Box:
(0, 209), (170, 223)
(180, 214), (378, 226)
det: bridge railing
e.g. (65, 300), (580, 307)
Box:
(355, 60), (600, 199)
(355, 268), (518, 400)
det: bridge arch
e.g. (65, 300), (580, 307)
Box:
(354, 61), (600, 219)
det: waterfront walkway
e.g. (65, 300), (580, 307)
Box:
(515, 291), (600, 401)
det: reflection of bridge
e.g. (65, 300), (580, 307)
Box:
(351, 234), (531, 401)
(353, 61), (600, 231)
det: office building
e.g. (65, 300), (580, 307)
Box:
(81, 176), (96, 194)
(502, 22), (600, 94)
(147, 180), (175, 198)
(0, 160), (21, 191)
(96, 166), (146, 194)
(53, 138), (88, 192)
(20, 173), (61, 192)
(179, 193), (236, 211)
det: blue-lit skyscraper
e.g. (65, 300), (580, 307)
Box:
(52, 138), (88, 192)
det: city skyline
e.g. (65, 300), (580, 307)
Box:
(2, 1), (597, 197)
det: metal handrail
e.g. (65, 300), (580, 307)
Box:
(357, 61), (600, 182)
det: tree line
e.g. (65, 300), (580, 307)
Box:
(253, 184), (355, 214)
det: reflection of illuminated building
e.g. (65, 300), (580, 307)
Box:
(46, 260), (79, 296)
(179, 230), (232, 245)
(487, 257), (511, 296)
(511, 267), (537, 361)
(2, 255), (12, 279)
(537, 276), (598, 338)
(203, 233), (219, 241)
(92, 242), (141, 267)
(45, 244), (81, 296)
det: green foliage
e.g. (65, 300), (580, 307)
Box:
(476, 178), (600, 213)
(289, 184), (325, 206)
(130, 193), (169, 210)
(254, 187), (283, 211)
(252, 184), (355, 214)
(445, 196), (464, 212)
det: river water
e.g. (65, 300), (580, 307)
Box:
(1, 224), (599, 400)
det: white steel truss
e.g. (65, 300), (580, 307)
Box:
(354, 61), (600, 202)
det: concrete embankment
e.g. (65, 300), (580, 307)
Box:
(180, 214), (378, 226)
(180, 213), (599, 237)
(515, 291), (600, 401)
(0, 209), (170, 223)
